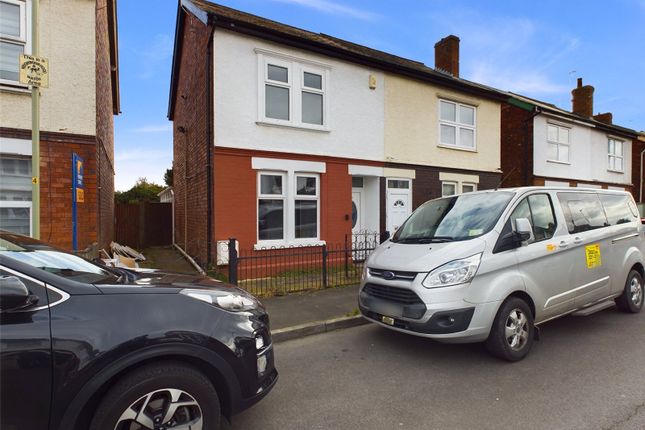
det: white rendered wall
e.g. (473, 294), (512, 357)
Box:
(533, 114), (632, 185)
(213, 29), (385, 161)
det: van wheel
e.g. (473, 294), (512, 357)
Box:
(90, 361), (221, 430)
(485, 297), (535, 362)
(615, 269), (644, 313)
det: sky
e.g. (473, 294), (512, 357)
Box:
(114, 0), (645, 191)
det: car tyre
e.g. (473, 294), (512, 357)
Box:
(90, 361), (221, 430)
(485, 297), (535, 362)
(615, 269), (644, 313)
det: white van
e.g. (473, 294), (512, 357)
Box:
(359, 187), (644, 361)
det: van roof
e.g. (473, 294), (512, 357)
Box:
(487, 186), (630, 195)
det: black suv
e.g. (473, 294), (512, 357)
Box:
(0, 231), (277, 430)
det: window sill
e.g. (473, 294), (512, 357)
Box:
(0, 83), (31, 94)
(546, 159), (571, 165)
(437, 144), (477, 153)
(607, 169), (624, 174)
(254, 240), (326, 250)
(256, 120), (330, 133)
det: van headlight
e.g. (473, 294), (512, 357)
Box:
(422, 253), (482, 288)
(180, 288), (260, 312)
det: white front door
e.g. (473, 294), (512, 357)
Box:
(386, 178), (412, 233)
(351, 190), (363, 234)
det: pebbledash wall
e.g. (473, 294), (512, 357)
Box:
(0, 0), (117, 250)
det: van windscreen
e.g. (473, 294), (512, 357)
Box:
(391, 192), (513, 243)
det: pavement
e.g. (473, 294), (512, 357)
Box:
(261, 284), (366, 342)
(143, 246), (366, 342)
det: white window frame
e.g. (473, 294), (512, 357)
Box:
(461, 182), (477, 193)
(438, 99), (477, 151)
(441, 181), (458, 197)
(0, 200), (32, 235)
(256, 49), (330, 132)
(607, 137), (624, 173)
(0, 0), (30, 87)
(257, 171), (287, 244)
(546, 123), (571, 164)
(256, 170), (321, 248)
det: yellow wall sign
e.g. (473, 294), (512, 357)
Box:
(76, 188), (84, 203)
(19, 54), (49, 88)
(585, 244), (601, 269)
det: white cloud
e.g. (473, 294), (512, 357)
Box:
(267, 0), (379, 21)
(133, 33), (174, 80)
(131, 124), (172, 133)
(115, 148), (171, 191)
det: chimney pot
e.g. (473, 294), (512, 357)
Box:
(577, 77), (583, 88)
(434, 35), (460, 77)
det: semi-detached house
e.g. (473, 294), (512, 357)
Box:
(501, 78), (639, 195)
(168, 0), (507, 268)
(0, 0), (119, 250)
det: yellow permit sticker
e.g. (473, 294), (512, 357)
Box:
(546, 243), (557, 252)
(585, 244), (601, 268)
(468, 229), (483, 236)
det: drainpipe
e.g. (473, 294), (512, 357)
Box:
(205, 23), (215, 268)
(638, 149), (645, 203)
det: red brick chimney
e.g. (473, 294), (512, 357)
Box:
(571, 78), (594, 117)
(435, 35), (460, 77)
(593, 112), (613, 124)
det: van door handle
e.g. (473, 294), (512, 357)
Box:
(559, 240), (569, 249)
(573, 237), (583, 244)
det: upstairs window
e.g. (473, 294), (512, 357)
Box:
(265, 63), (291, 121)
(258, 51), (329, 129)
(0, 0), (27, 85)
(607, 138), (624, 172)
(439, 100), (476, 150)
(547, 123), (570, 163)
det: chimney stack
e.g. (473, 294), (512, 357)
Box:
(434, 35), (460, 77)
(592, 112), (613, 124)
(571, 77), (594, 117)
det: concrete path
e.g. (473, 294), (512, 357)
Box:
(139, 246), (199, 274)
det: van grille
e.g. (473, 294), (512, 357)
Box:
(368, 268), (417, 281)
(362, 283), (423, 305)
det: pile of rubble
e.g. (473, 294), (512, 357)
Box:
(99, 242), (146, 268)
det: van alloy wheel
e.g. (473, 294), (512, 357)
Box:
(630, 277), (642, 307)
(505, 308), (529, 351)
(115, 388), (203, 430)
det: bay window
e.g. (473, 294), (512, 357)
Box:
(0, 154), (32, 235)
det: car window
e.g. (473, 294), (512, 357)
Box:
(528, 194), (556, 241)
(508, 194), (556, 244)
(557, 192), (608, 234)
(598, 194), (638, 226)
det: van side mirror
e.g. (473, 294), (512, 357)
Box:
(514, 218), (533, 243)
(0, 276), (38, 311)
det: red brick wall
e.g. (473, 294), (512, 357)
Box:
(172, 13), (212, 266)
(39, 138), (98, 250)
(95, 0), (115, 250)
(500, 103), (534, 188)
(213, 149), (352, 253)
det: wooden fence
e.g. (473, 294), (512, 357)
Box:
(114, 202), (172, 248)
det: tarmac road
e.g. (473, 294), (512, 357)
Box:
(226, 307), (645, 430)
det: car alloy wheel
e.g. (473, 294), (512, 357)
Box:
(114, 388), (203, 430)
(630, 276), (643, 307)
(504, 308), (529, 352)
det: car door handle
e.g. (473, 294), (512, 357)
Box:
(559, 240), (569, 249)
(573, 237), (583, 244)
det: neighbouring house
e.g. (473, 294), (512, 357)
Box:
(0, 0), (119, 250)
(633, 132), (645, 212)
(168, 0), (507, 268)
(501, 78), (638, 195)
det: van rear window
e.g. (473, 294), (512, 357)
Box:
(598, 194), (638, 226)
